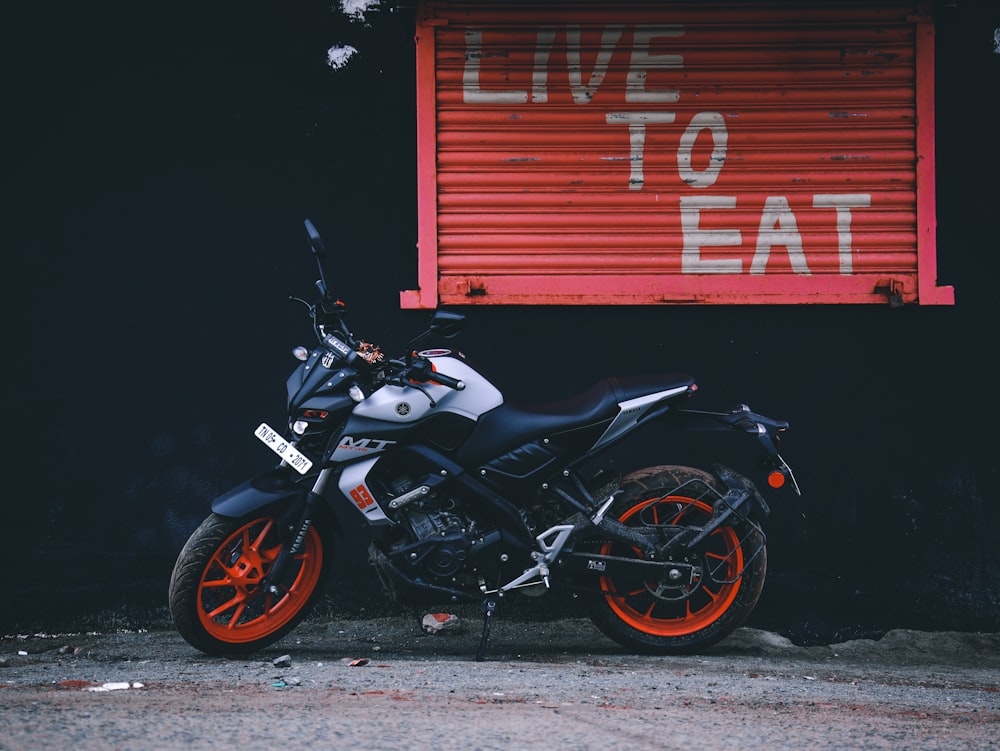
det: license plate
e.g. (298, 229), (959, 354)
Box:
(254, 423), (314, 475)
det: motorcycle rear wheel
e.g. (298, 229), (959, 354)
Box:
(586, 465), (766, 654)
(168, 510), (330, 655)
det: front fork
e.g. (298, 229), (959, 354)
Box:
(261, 467), (334, 597)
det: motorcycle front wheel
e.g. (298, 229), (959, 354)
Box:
(168, 509), (330, 655)
(585, 465), (766, 654)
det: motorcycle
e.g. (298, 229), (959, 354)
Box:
(169, 219), (800, 660)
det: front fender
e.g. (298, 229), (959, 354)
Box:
(211, 468), (308, 518)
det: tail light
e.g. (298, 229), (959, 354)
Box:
(767, 469), (787, 489)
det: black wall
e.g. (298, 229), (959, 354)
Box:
(8, 1), (1000, 642)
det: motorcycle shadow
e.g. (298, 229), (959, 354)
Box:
(245, 613), (774, 663)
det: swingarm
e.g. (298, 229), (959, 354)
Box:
(566, 465), (768, 577)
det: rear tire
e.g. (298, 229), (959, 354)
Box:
(585, 465), (766, 654)
(168, 509), (330, 655)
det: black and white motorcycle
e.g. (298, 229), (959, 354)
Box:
(169, 219), (799, 659)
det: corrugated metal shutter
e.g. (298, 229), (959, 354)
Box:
(400, 0), (954, 308)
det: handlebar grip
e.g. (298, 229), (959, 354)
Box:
(431, 371), (465, 391)
(405, 357), (465, 390)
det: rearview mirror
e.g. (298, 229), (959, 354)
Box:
(408, 310), (466, 351)
(304, 219), (326, 259)
(428, 310), (465, 339)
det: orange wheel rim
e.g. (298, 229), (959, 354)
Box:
(196, 517), (323, 644)
(600, 495), (743, 637)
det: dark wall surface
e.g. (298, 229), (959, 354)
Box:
(8, 0), (1000, 642)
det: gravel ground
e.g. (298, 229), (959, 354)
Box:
(1, 613), (998, 751)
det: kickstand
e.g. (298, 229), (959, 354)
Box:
(476, 597), (498, 662)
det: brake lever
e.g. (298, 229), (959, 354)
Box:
(386, 368), (437, 408)
(408, 382), (437, 408)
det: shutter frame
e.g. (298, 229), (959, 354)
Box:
(402, 0), (954, 308)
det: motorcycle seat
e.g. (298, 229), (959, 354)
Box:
(457, 373), (694, 464)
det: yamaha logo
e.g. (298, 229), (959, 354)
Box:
(321, 351), (338, 369)
(396, 402), (411, 416)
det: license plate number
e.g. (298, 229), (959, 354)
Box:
(254, 423), (314, 475)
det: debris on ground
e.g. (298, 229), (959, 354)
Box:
(84, 682), (144, 692)
(421, 613), (459, 634)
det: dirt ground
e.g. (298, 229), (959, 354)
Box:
(1, 613), (998, 751)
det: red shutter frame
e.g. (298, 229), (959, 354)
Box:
(402, 1), (954, 308)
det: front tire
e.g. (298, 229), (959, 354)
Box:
(168, 510), (330, 655)
(586, 466), (766, 654)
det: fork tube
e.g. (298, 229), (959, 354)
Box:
(311, 467), (334, 496)
(264, 469), (333, 596)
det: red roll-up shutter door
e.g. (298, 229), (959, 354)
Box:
(400, 1), (953, 308)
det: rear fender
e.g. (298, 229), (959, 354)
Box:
(653, 465), (769, 557)
(714, 464), (770, 521)
(668, 405), (787, 441)
(664, 405), (800, 496)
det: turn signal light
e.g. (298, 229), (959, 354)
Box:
(767, 470), (786, 489)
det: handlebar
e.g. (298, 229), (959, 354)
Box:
(298, 221), (464, 392)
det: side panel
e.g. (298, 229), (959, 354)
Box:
(337, 457), (394, 525)
(590, 387), (691, 451)
(329, 413), (478, 463)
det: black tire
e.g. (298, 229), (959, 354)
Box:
(168, 509), (331, 655)
(585, 465), (766, 654)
